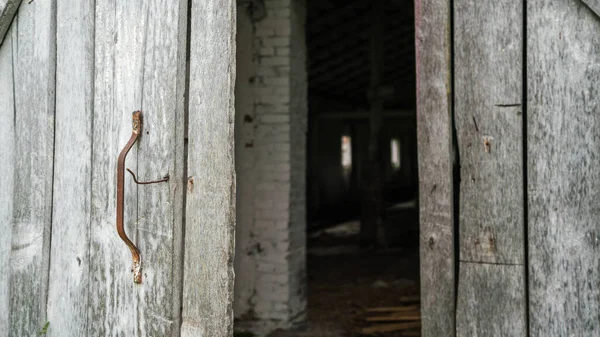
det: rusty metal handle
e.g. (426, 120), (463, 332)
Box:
(117, 110), (168, 284)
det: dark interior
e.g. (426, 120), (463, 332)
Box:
(306, 0), (418, 229)
(294, 0), (420, 335)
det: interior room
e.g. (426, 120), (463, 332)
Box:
(234, 0), (419, 335)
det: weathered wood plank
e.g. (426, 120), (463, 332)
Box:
(181, 0), (236, 336)
(454, 1), (526, 335)
(528, 1), (600, 335)
(0, 24), (15, 337)
(414, 0), (454, 336)
(455, 0), (524, 266)
(0, 0), (22, 45)
(90, 0), (187, 336)
(135, 0), (187, 335)
(456, 263), (526, 335)
(90, 2), (142, 335)
(45, 1), (94, 336)
(8, 1), (56, 335)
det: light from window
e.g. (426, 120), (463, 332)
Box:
(391, 138), (401, 170)
(341, 135), (352, 169)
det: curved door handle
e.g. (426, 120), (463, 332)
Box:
(117, 111), (168, 283)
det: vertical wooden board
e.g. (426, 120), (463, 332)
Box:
(89, 1), (141, 335)
(181, 0), (236, 336)
(135, 0), (187, 336)
(456, 263), (526, 335)
(91, 0), (187, 335)
(455, 0), (524, 266)
(9, 1), (56, 335)
(414, 0), (454, 336)
(528, 1), (600, 335)
(0, 26), (15, 337)
(454, 1), (526, 335)
(45, 1), (94, 336)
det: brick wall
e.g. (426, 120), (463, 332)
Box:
(234, 0), (307, 333)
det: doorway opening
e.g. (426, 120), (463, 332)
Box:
(303, 0), (420, 335)
(233, 0), (419, 335)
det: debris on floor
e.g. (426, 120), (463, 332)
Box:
(267, 217), (420, 337)
(361, 297), (421, 335)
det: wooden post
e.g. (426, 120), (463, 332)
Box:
(415, 0), (455, 335)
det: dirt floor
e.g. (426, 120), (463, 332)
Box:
(268, 221), (421, 337)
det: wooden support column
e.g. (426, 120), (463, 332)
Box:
(361, 0), (386, 248)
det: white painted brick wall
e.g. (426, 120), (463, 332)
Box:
(234, 0), (307, 333)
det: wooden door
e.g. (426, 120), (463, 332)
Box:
(0, 1), (236, 336)
(418, 0), (600, 336)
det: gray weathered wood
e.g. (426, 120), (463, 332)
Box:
(454, 1), (526, 335)
(581, 0), (600, 18)
(45, 1), (94, 336)
(0, 0), (21, 45)
(0, 24), (15, 337)
(135, 0), (187, 335)
(90, 2), (141, 333)
(455, 0), (524, 265)
(415, 0), (455, 336)
(90, 0), (187, 336)
(8, 2), (56, 335)
(528, 0), (600, 335)
(181, 0), (236, 336)
(456, 263), (526, 335)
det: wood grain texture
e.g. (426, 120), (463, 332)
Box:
(45, 1), (94, 336)
(0, 0), (21, 45)
(581, 0), (600, 17)
(414, 0), (455, 336)
(90, 2), (142, 334)
(90, 0), (187, 336)
(456, 263), (526, 336)
(8, 1), (56, 335)
(181, 0), (236, 336)
(528, 0), (600, 335)
(455, 0), (524, 266)
(0, 25), (15, 337)
(135, 0), (187, 335)
(454, 1), (526, 335)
